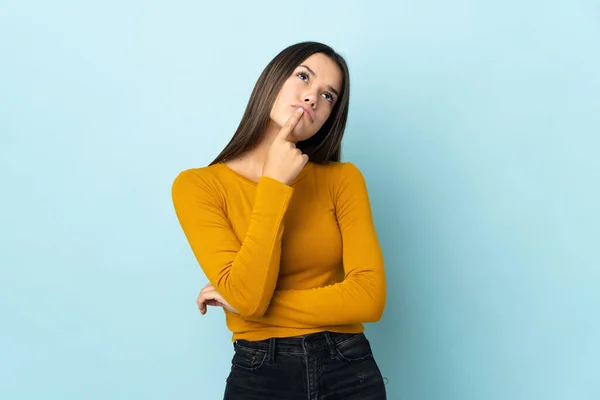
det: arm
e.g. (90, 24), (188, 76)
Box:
(172, 171), (294, 318)
(245, 162), (386, 328)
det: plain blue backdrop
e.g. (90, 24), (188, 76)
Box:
(1, 1), (598, 399)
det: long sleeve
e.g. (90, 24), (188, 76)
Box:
(245, 162), (386, 327)
(171, 170), (294, 318)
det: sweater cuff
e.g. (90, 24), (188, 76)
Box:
(254, 176), (294, 215)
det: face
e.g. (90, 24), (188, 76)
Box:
(269, 53), (343, 141)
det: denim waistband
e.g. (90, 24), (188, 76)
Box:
(234, 331), (364, 356)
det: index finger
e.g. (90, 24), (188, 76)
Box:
(277, 107), (304, 141)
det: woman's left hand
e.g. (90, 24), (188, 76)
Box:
(196, 284), (239, 315)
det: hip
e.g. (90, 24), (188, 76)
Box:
(224, 331), (386, 400)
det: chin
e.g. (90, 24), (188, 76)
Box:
(294, 130), (319, 142)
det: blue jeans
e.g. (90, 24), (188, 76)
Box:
(224, 331), (387, 399)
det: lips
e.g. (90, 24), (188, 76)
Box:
(292, 104), (314, 123)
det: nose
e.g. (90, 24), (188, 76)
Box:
(303, 91), (318, 108)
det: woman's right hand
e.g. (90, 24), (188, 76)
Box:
(262, 107), (309, 185)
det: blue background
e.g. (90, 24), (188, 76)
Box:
(1, 1), (598, 399)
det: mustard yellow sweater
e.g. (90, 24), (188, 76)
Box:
(171, 161), (386, 341)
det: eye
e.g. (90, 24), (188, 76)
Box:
(297, 71), (309, 82)
(322, 92), (334, 103)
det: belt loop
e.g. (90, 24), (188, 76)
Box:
(268, 337), (276, 362)
(323, 332), (336, 359)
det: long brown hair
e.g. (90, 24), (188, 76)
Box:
(209, 41), (350, 166)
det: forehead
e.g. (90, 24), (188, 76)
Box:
(298, 53), (343, 91)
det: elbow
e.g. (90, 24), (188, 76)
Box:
(363, 283), (386, 323)
(364, 298), (386, 323)
(352, 266), (386, 323)
(343, 274), (387, 323)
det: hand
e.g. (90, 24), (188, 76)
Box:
(262, 107), (310, 185)
(196, 283), (238, 315)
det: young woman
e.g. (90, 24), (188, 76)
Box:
(172, 41), (387, 399)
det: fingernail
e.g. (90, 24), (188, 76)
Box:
(297, 107), (304, 113)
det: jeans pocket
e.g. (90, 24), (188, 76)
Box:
(334, 333), (374, 362)
(231, 346), (268, 371)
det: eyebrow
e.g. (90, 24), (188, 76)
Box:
(299, 64), (340, 98)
